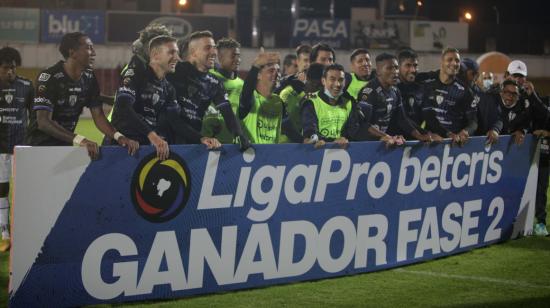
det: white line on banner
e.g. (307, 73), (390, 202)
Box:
(394, 269), (550, 289)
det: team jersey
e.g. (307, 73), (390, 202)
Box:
(346, 72), (369, 100)
(167, 62), (231, 133)
(301, 91), (353, 141)
(279, 83), (305, 143)
(0, 77), (33, 153)
(357, 78), (415, 137)
(111, 64), (180, 144)
(420, 74), (478, 136)
(396, 80), (424, 127)
(26, 61), (101, 146)
(242, 91), (283, 144)
(497, 92), (550, 135)
(201, 69), (244, 143)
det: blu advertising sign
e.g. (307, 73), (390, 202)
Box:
(9, 137), (538, 307)
(41, 10), (105, 43)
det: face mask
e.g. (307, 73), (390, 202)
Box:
(483, 79), (493, 90)
(324, 88), (342, 100)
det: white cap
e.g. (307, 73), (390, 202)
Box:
(507, 60), (527, 76)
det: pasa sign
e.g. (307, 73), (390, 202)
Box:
(291, 18), (350, 49)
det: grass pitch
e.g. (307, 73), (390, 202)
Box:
(2, 119), (550, 307)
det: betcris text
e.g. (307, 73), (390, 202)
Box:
(82, 145), (506, 300)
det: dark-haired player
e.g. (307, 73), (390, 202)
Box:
(346, 48), (372, 99)
(0, 47), (33, 251)
(25, 32), (139, 159)
(301, 64), (355, 149)
(354, 53), (431, 146)
(201, 37), (244, 144)
(420, 47), (478, 146)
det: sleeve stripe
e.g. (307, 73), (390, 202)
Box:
(33, 105), (53, 112)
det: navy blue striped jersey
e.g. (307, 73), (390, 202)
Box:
(167, 61), (230, 133)
(420, 75), (477, 136)
(26, 61), (101, 146)
(0, 76), (33, 153)
(111, 63), (179, 144)
(357, 78), (414, 136)
(396, 80), (424, 127)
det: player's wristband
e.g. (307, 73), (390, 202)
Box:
(73, 134), (85, 146)
(113, 131), (125, 141)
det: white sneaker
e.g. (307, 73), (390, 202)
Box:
(534, 223), (549, 236)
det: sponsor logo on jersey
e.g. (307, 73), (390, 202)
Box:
(69, 95), (78, 106)
(508, 112), (516, 121)
(54, 72), (64, 79)
(408, 97), (415, 107)
(472, 95), (480, 108)
(131, 152), (191, 223)
(38, 73), (51, 82)
(436, 95), (444, 105)
(152, 93), (160, 105)
(4, 94), (13, 104)
(124, 69), (135, 77)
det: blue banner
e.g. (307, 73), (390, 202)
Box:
(41, 10), (105, 43)
(9, 137), (538, 307)
(291, 18), (350, 49)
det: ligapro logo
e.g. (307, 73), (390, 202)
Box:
(150, 17), (193, 39)
(130, 152), (191, 222)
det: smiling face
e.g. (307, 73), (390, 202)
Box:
(351, 52), (372, 79)
(441, 51), (460, 77)
(322, 68), (345, 97)
(189, 36), (217, 72)
(71, 36), (96, 69)
(157, 41), (180, 74)
(258, 63), (280, 88)
(218, 47), (241, 72)
(399, 57), (418, 83)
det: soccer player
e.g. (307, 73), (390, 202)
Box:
(201, 37), (244, 144)
(282, 54), (298, 77)
(301, 64), (354, 149)
(396, 48), (424, 128)
(310, 43), (335, 66)
(0, 47), (33, 251)
(355, 53), (431, 146)
(239, 50), (283, 144)
(420, 47), (478, 146)
(111, 35), (188, 160)
(276, 44), (311, 94)
(107, 24), (173, 120)
(346, 48), (372, 99)
(167, 30), (250, 150)
(25, 32), (139, 159)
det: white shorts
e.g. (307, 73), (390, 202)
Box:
(0, 154), (12, 183)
